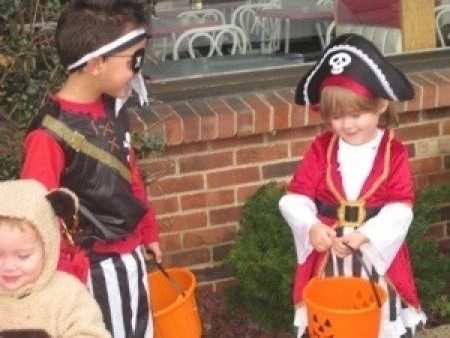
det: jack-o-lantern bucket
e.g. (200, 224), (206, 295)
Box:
(148, 268), (202, 338)
(303, 277), (387, 338)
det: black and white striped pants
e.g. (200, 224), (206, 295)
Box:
(87, 247), (152, 338)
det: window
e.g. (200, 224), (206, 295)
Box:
(144, 0), (450, 101)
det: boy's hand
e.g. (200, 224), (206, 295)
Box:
(141, 242), (163, 263)
(332, 231), (368, 258)
(309, 223), (336, 252)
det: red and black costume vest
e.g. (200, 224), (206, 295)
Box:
(288, 130), (421, 308)
(27, 98), (147, 246)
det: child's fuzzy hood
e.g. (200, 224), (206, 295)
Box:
(0, 179), (78, 298)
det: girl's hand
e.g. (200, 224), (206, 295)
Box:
(141, 242), (163, 263)
(309, 223), (336, 252)
(333, 231), (368, 258)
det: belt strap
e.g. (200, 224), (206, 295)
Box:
(315, 199), (381, 226)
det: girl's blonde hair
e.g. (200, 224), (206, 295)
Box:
(319, 86), (398, 127)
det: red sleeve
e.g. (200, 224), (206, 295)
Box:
(129, 149), (160, 244)
(20, 129), (65, 190)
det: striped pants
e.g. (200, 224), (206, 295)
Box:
(87, 247), (152, 338)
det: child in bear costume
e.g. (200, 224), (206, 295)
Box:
(0, 179), (110, 337)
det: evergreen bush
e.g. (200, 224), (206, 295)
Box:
(225, 182), (295, 331)
(225, 181), (450, 330)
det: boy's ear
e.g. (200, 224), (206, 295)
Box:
(84, 56), (104, 75)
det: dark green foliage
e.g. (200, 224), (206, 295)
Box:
(226, 181), (450, 330)
(408, 183), (450, 323)
(0, 0), (64, 180)
(225, 182), (296, 331)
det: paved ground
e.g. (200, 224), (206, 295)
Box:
(416, 324), (450, 337)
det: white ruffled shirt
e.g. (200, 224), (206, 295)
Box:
(279, 129), (426, 338)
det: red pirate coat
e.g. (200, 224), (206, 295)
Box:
(287, 129), (421, 308)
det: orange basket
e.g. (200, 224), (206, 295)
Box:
(148, 268), (202, 338)
(303, 276), (387, 338)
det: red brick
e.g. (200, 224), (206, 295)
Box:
(159, 211), (207, 233)
(179, 151), (233, 173)
(151, 105), (183, 146)
(180, 190), (235, 211)
(163, 248), (211, 267)
(428, 222), (445, 239)
(206, 98), (236, 139)
(138, 158), (176, 182)
(262, 161), (298, 180)
(408, 73), (438, 110)
(207, 167), (260, 189)
(291, 139), (313, 158)
(210, 133), (264, 150)
(236, 143), (288, 165)
(410, 157), (442, 176)
(236, 184), (263, 203)
(224, 96), (254, 136)
(151, 196), (179, 215)
(242, 93), (271, 134)
(159, 233), (182, 252)
(183, 226), (237, 248)
(394, 123), (440, 142)
(172, 103), (201, 143)
(443, 120), (450, 135)
(189, 100), (219, 141)
(148, 174), (204, 196)
(209, 206), (241, 226)
(164, 141), (207, 156)
(264, 92), (290, 131)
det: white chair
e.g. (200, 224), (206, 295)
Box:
(246, 0), (280, 4)
(231, 3), (281, 54)
(172, 24), (248, 60)
(435, 5), (450, 47)
(315, 0), (334, 49)
(176, 9), (226, 26)
(325, 22), (402, 55)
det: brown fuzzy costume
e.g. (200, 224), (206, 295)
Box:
(0, 179), (110, 337)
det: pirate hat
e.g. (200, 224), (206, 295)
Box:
(295, 33), (414, 106)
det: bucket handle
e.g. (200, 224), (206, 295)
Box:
(342, 242), (382, 308)
(154, 261), (186, 297)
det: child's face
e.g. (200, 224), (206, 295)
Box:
(0, 221), (44, 292)
(98, 38), (148, 99)
(330, 110), (381, 145)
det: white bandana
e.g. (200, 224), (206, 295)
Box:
(66, 28), (149, 116)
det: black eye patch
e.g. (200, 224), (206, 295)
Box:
(131, 48), (145, 73)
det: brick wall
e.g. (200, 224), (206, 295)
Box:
(131, 70), (450, 289)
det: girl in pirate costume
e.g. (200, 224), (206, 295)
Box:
(279, 34), (426, 338)
(21, 1), (161, 337)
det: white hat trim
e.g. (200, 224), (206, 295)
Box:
(67, 28), (147, 71)
(303, 44), (398, 105)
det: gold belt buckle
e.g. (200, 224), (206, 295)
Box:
(337, 200), (366, 228)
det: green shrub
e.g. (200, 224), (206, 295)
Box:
(408, 183), (450, 323)
(0, 0), (64, 180)
(225, 181), (450, 330)
(224, 182), (295, 330)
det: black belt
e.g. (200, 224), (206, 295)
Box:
(315, 199), (381, 227)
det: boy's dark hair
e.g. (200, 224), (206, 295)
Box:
(56, 0), (149, 68)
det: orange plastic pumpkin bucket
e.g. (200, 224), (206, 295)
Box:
(148, 268), (202, 338)
(303, 277), (387, 338)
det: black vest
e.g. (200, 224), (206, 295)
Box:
(30, 98), (147, 246)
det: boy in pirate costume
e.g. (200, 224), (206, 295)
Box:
(279, 34), (426, 338)
(20, 1), (162, 337)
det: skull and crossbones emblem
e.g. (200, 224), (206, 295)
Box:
(329, 52), (352, 75)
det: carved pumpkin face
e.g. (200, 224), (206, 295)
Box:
(309, 313), (334, 338)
